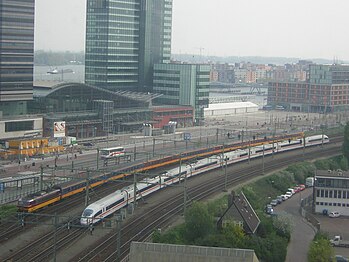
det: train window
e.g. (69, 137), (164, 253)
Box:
(94, 210), (102, 217)
(82, 209), (93, 216)
(106, 199), (123, 210)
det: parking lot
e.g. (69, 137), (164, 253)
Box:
(274, 187), (349, 260)
(315, 214), (349, 258)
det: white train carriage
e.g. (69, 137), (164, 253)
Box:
(305, 134), (329, 146)
(277, 138), (303, 153)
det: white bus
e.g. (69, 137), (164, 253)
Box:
(99, 147), (125, 160)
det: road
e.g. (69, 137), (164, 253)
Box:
(274, 189), (316, 262)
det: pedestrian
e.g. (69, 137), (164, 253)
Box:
(66, 155), (69, 161)
(74, 154), (77, 159)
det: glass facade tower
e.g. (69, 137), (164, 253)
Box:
(153, 63), (210, 121)
(0, 0), (34, 115)
(85, 0), (172, 92)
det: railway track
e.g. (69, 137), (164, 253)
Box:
(73, 140), (342, 262)
(0, 177), (132, 245)
(1, 135), (342, 261)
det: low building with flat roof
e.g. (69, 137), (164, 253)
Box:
(129, 242), (259, 262)
(204, 102), (258, 117)
(314, 170), (349, 215)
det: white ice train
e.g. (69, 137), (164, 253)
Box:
(80, 134), (329, 225)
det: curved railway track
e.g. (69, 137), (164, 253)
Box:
(1, 135), (342, 261)
(74, 139), (341, 262)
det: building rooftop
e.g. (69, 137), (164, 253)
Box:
(206, 102), (258, 110)
(129, 242), (259, 262)
(218, 191), (260, 234)
(316, 170), (349, 178)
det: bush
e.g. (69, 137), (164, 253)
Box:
(206, 195), (228, 217)
(0, 205), (17, 220)
(184, 202), (214, 243)
(308, 238), (334, 262)
(286, 162), (316, 184)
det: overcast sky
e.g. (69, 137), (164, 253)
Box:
(35, 0), (349, 60)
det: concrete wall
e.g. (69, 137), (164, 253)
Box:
(0, 117), (43, 140)
(129, 242), (259, 262)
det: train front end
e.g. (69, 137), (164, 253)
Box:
(80, 208), (95, 226)
(17, 196), (35, 212)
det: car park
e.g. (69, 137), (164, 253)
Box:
(329, 211), (340, 218)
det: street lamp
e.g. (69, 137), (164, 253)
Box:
(223, 156), (228, 192)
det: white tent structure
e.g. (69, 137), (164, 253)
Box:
(204, 102), (259, 117)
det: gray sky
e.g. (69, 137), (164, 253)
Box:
(35, 0), (349, 60)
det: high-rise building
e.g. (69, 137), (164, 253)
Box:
(85, 0), (172, 92)
(0, 0), (35, 116)
(153, 63), (210, 122)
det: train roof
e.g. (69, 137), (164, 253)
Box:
(307, 134), (328, 139)
(86, 190), (124, 210)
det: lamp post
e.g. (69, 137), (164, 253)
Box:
(223, 156), (228, 191)
(262, 144), (265, 175)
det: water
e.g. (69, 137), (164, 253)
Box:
(34, 65), (85, 83)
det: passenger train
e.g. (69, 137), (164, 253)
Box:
(80, 134), (329, 225)
(17, 133), (327, 213)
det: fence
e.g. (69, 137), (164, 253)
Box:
(300, 194), (320, 231)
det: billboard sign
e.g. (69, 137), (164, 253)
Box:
(54, 121), (66, 138)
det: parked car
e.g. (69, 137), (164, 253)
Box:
(293, 186), (301, 193)
(270, 199), (278, 206)
(287, 188), (295, 195)
(281, 194), (288, 201)
(285, 192), (293, 198)
(329, 211), (341, 218)
(298, 184), (306, 191)
(276, 196), (283, 204)
(266, 205), (274, 214)
(335, 255), (349, 262)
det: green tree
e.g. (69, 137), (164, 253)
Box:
(308, 238), (334, 262)
(343, 123), (349, 162)
(222, 222), (246, 248)
(272, 213), (292, 240)
(340, 156), (349, 171)
(184, 202), (214, 243)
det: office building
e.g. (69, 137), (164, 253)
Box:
(0, 0), (35, 116)
(309, 64), (349, 85)
(153, 63), (210, 122)
(314, 170), (349, 216)
(85, 0), (172, 92)
(268, 64), (349, 112)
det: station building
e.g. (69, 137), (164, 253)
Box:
(314, 170), (349, 216)
(0, 82), (195, 141)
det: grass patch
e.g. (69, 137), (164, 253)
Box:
(0, 205), (18, 220)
